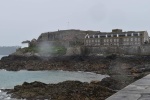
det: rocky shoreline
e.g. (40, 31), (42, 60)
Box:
(6, 80), (116, 100)
(1, 55), (150, 99)
(0, 55), (110, 73)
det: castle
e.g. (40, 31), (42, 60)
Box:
(24, 29), (150, 56)
(36, 29), (149, 47)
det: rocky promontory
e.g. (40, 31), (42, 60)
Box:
(1, 55), (150, 99)
(0, 55), (110, 73)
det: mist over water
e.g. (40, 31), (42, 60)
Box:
(37, 41), (67, 57)
(37, 41), (53, 56)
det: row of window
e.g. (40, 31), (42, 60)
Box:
(85, 33), (141, 38)
(123, 38), (140, 41)
(85, 37), (141, 43)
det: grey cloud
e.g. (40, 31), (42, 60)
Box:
(0, 0), (150, 46)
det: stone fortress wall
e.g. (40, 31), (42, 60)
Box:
(36, 29), (150, 56)
(85, 45), (150, 56)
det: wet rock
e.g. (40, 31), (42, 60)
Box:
(1, 55), (150, 99)
(7, 81), (115, 100)
(0, 55), (110, 74)
(100, 77), (121, 90)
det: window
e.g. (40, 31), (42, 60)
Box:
(131, 33), (134, 36)
(135, 38), (137, 41)
(117, 39), (119, 42)
(110, 39), (112, 42)
(106, 35), (108, 38)
(89, 40), (91, 43)
(124, 38), (126, 41)
(93, 35), (95, 38)
(131, 38), (133, 41)
(95, 39), (97, 43)
(104, 39), (106, 42)
(138, 38), (140, 41)
(126, 38), (129, 41)
(86, 40), (88, 43)
(107, 39), (109, 42)
(117, 34), (119, 37)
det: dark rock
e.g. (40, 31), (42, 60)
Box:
(7, 81), (115, 100)
(2, 55), (150, 99)
(100, 77), (121, 90)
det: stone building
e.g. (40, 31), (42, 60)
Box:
(84, 29), (149, 46)
(27, 29), (150, 56)
(37, 29), (99, 47)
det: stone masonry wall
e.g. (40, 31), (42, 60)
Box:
(84, 45), (150, 56)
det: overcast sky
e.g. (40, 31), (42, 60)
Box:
(0, 0), (150, 46)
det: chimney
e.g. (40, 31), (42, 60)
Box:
(112, 29), (122, 33)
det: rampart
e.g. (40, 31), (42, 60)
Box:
(84, 45), (150, 56)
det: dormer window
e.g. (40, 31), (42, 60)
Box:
(93, 35), (95, 38)
(131, 33), (134, 36)
(111, 34), (113, 37)
(117, 34), (119, 37)
(106, 35), (108, 38)
(125, 33), (127, 37)
(138, 33), (140, 36)
(98, 35), (100, 38)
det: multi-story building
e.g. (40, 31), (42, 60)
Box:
(84, 29), (149, 46)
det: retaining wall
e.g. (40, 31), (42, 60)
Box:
(85, 45), (150, 55)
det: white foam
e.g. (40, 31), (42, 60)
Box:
(5, 97), (11, 99)
(0, 69), (6, 71)
(1, 87), (5, 89)
(77, 71), (83, 73)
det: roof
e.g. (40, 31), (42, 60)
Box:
(86, 31), (145, 36)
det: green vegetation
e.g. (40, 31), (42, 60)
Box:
(17, 45), (67, 56)
(39, 46), (67, 55)
(17, 46), (38, 53)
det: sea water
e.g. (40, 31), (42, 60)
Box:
(0, 55), (7, 59)
(0, 70), (108, 99)
(0, 55), (108, 99)
(0, 70), (108, 89)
